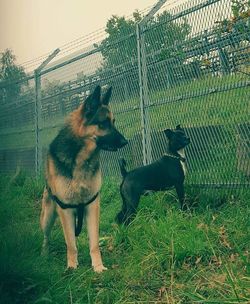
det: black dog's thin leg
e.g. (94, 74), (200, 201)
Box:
(175, 183), (187, 211)
(116, 183), (128, 224)
(116, 196), (140, 225)
(116, 182), (141, 225)
(116, 200), (128, 224)
(123, 198), (140, 224)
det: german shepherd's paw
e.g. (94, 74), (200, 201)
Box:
(93, 264), (108, 273)
(67, 262), (78, 270)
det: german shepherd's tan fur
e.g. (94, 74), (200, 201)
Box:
(40, 86), (127, 272)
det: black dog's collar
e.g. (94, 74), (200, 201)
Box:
(163, 153), (186, 162)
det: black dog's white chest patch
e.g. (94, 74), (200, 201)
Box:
(178, 149), (187, 176)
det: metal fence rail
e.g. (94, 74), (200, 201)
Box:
(0, 0), (249, 195)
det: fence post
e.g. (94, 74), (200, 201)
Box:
(34, 71), (42, 178)
(137, 23), (152, 165)
(34, 48), (60, 178)
(136, 0), (167, 165)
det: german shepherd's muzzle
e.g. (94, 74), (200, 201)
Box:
(40, 85), (127, 272)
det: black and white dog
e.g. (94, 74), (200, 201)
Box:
(116, 125), (190, 224)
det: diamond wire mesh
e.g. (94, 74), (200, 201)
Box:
(143, 0), (250, 189)
(0, 77), (36, 174)
(0, 0), (249, 193)
(39, 28), (142, 177)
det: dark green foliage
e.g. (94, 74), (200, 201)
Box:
(96, 10), (191, 71)
(0, 49), (27, 104)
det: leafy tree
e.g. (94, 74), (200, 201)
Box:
(217, 0), (250, 39)
(96, 11), (191, 71)
(214, 0), (250, 74)
(145, 11), (191, 62)
(0, 49), (27, 103)
(94, 12), (139, 70)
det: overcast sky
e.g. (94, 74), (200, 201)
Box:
(0, 0), (159, 66)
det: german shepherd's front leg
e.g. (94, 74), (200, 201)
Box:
(85, 196), (107, 273)
(57, 207), (78, 269)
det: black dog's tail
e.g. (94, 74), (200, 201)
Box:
(119, 158), (127, 178)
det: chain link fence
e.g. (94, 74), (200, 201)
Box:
(0, 0), (249, 194)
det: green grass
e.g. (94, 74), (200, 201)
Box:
(0, 174), (249, 304)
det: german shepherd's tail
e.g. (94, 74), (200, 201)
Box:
(119, 158), (127, 178)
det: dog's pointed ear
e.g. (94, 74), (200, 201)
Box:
(176, 124), (181, 130)
(83, 85), (101, 117)
(102, 87), (112, 105)
(164, 129), (173, 139)
(92, 85), (101, 101)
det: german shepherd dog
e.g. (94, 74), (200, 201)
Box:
(40, 85), (127, 272)
(116, 125), (190, 225)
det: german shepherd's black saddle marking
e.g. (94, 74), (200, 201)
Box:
(47, 186), (99, 237)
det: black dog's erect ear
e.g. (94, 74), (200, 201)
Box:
(83, 85), (101, 117)
(176, 124), (181, 130)
(102, 87), (112, 106)
(164, 129), (173, 139)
